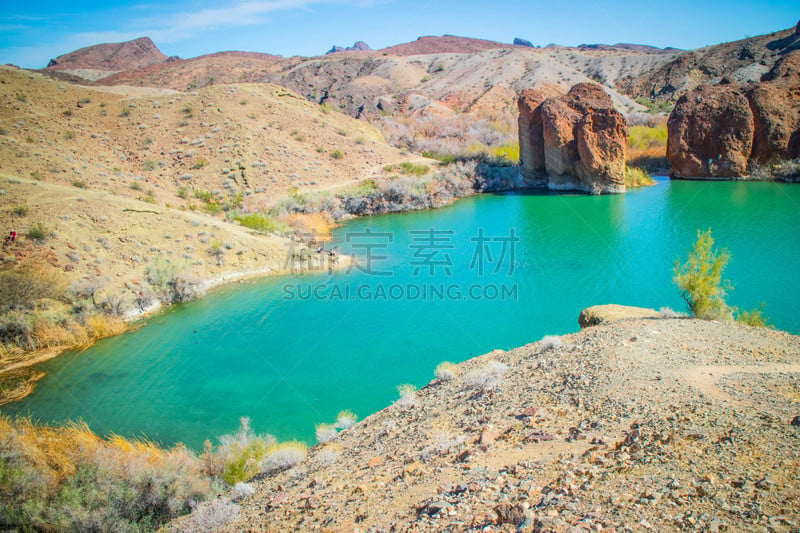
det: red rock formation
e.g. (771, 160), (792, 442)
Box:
(518, 83), (627, 193)
(748, 51), (800, 165)
(667, 50), (800, 178)
(518, 85), (563, 185)
(667, 85), (754, 177)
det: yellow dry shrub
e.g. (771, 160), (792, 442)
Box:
(85, 313), (126, 339)
(283, 212), (334, 238)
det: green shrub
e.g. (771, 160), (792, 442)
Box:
(71, 180), (86, 188)
(625, 166), (655, 188)
(26, 222), (49, 243)
(383, 162), (430, 176)
(330, 149), (344, 160)
(234, 213), (287, 234)
(629, 124), (668, 151)
(63, 131), (75, 140)
(11, 206), (27, 217)
(673, 229), (733, 320)
(120, 108), (131, 117)
(737, 304), (770, 328)
(635, 97), (674, 114)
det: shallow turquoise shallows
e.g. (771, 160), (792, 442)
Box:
(4, 179), (799, 447)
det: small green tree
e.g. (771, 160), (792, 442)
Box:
(673, 229), (733, 321)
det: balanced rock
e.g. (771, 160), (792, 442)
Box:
(518, 83), (627, 194)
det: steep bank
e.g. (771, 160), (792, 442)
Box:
(173, 317), (800, 532)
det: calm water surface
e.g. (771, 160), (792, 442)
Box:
(5, 179), (799, 447)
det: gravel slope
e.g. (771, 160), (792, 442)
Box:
(176, 317), (800, 532)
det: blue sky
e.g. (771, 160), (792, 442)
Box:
(1, 0), (797, 68)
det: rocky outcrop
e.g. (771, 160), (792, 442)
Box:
(46, 37), (167, 71)
(578, 304), (664, 328)
(513, 37), (534, 48)
(518, 83), (628, 194)
(667, 85), (754, 177)
(748, 51), (800, 165)
(667, 50), (800, 178)
(325, 41), (372, 54)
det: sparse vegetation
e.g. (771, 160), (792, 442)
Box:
(25, 222), (49, 242)
(434, 361), (458, 381)
(234, 213), (287, 234)
(71, 179), (87, 188)
(11, 206), (27, 217)
(383, 161), (430, 176)
(0, 416), (218, 532)
(334, 410), (358, 430)
(737, 304), (770, 328)
(540, 335), (562, 351)
(63, 130), (75, 140)
(145, 258), (201, 305)
(466, 360), (509, 391)
(330, 149), (344, 160)
(635, 97), (674, 114)
(628, 123), (668, 172)
(395, 383), (419, 408)
(624, 166), (655, 188)
(315, 423), (338, 443)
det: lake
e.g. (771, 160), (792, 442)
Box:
(4, 178), (799, 447)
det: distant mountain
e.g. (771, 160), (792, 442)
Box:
(513, 38), (535, 48)
(46, 37), (169, 72)
(326, 41), (372, 54)
(578, 43), (678, 54)
(379, 35), (512, 55)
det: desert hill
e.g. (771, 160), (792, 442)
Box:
(1, 65), (412, 208)
(45, 36), (169, 81)
(0, 63), (422, 383)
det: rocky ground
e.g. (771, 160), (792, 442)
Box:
(174, 316), (800, 532)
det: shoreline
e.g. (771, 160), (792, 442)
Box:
(0, 252), (350, 406)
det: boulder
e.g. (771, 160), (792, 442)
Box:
(518, 83), (628, 193)
(748, 51), (800, 165)
(666, 50), (800, 178)
(667, 85), (754, 178)
(578, 304), (663, 328)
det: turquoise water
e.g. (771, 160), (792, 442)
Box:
(4, 179), (799, 448)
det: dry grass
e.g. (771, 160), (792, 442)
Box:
(627, 123), (669, 173)
(0, 415), (217, 531)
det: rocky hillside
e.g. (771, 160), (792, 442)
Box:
(622, 22), (800, 100)
(0, 65), (413, 208)
(170, 315), (800, 532)
(45, 37), (169, 81)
